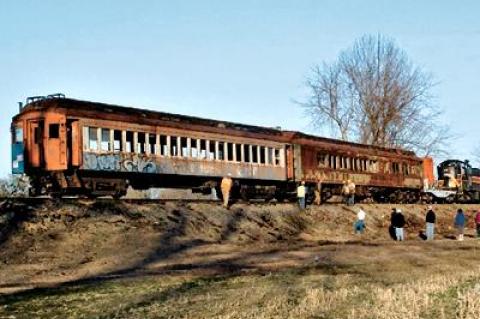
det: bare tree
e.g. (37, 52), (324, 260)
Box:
(303, 34), (451, 156)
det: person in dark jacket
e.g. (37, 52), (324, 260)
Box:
(475, 210), (480, 238)
(454, 209), (466, 241)
(392, 209), (406, 241)
(389, 208), (397, 240)
(425, 205), (436, 240)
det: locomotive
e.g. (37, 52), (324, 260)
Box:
(422, 159), (480, 203)
(11, 94), (426, 202)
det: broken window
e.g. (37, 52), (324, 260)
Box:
(149, 134), (156, 154)
(208, 141), (215, 160)
(317, 152), (327, 168)
(227, 143), (234, 161)
(217, 142), (225, 160)
(125, 131), (134, 153)
(252, 145), (258, 163)
(180, 137), (188, 157)
(191, 139), (198, 158)
(236, 144), (242, 162)
(170, 136), (178, 156)
(244, 145), (251, 163)
(199, 140), (207, 159)
(160, 135), (168, 156)
(137, 132), (146, 154)
(392, 162), (400, 174)
(113, 130), (121, 152)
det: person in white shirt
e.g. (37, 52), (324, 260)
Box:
(297, 181), (306, 210)
(354, 209), (366, 234)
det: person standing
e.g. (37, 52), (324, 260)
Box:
(354, 209), (366, 234)
(297, 181), (306, 210)
(220, 173), (233, 208)
(454, 209), (466, 241)
(392, 209), (406, 241)
(347, 179), (356, 206)
(475, 210), (480, 238)
(389, 208), (397, 240)
(425, 205), (436, 240)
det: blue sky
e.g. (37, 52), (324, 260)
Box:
(1, 0), (479, 177)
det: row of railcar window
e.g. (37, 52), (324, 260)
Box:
(83, 127), (285, 167)
(317, 152), (419, 176)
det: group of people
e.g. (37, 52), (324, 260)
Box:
(355, 205), (480, 241)
(221, 177), (480, 243)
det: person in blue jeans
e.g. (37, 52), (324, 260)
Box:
(454, 209), (466, 241)
(297, 181), (306, 210)
(392, 209), (406, 241)
(354, 209), (366, 234)
(425, 205), (436, 240)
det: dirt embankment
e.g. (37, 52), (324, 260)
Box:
(0, 200), (479, 293)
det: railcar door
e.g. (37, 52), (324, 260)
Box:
(45, 118), (68, 171)
(286, 144), (295, 180)
(68, 120), (81, 167)
(28, 120), (44, 168)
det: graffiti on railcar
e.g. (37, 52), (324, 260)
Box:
(123, 156), (157, 173)
(84, 153), (121, 171)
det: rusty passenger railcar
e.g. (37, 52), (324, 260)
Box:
(289, 133), (424, 202)
(11, 96), (290, 198)
(11, 95), (425, 202)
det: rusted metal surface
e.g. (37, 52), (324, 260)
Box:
(82, 152), (286, 181)
(299, 144), (423, 189)
(12, 96), (428, 199)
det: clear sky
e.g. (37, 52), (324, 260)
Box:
(1, 0), (479, 177)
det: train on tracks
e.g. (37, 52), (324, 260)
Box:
(10, 94), (479, 203)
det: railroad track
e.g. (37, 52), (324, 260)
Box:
(0, 197), (279, 206)
(1, 197), (478, 206)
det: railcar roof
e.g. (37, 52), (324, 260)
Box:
(17, 97), (417, 157)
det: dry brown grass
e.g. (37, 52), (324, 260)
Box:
(2, 201), (480, 318)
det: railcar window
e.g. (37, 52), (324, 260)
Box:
(257, 146), (264, 164)
(14, 128), (23, 143)
(113, 130), (122, 152)
(236, 144), (242, 162)
(217, 142), (225, 160)
(244, 145), (251, 163)
(49, 124), (60, 139)
(101, 129), (110, 151)
(137, 133), (146, 154)
(191, 139), (198, 158)
(252, 145), (258, 163)
(160, 135), (168, 156)
(180, 137), (188, 157)
(199, 140), (207, 159)
(148, 134), (156, 154)
(227, 143), (234, 161)
(125, 131), (134, 153)
(275, 149), (281, 166)
(208, 141), (215, 160)
(267, 148), (274, 165)
(392, 162), (400, 174)
(316, 153), (327, 168)
(170, 136), (178, 156)
(89, 127), (98, 150)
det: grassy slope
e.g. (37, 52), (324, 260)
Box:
(1, 201), (480, 318)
